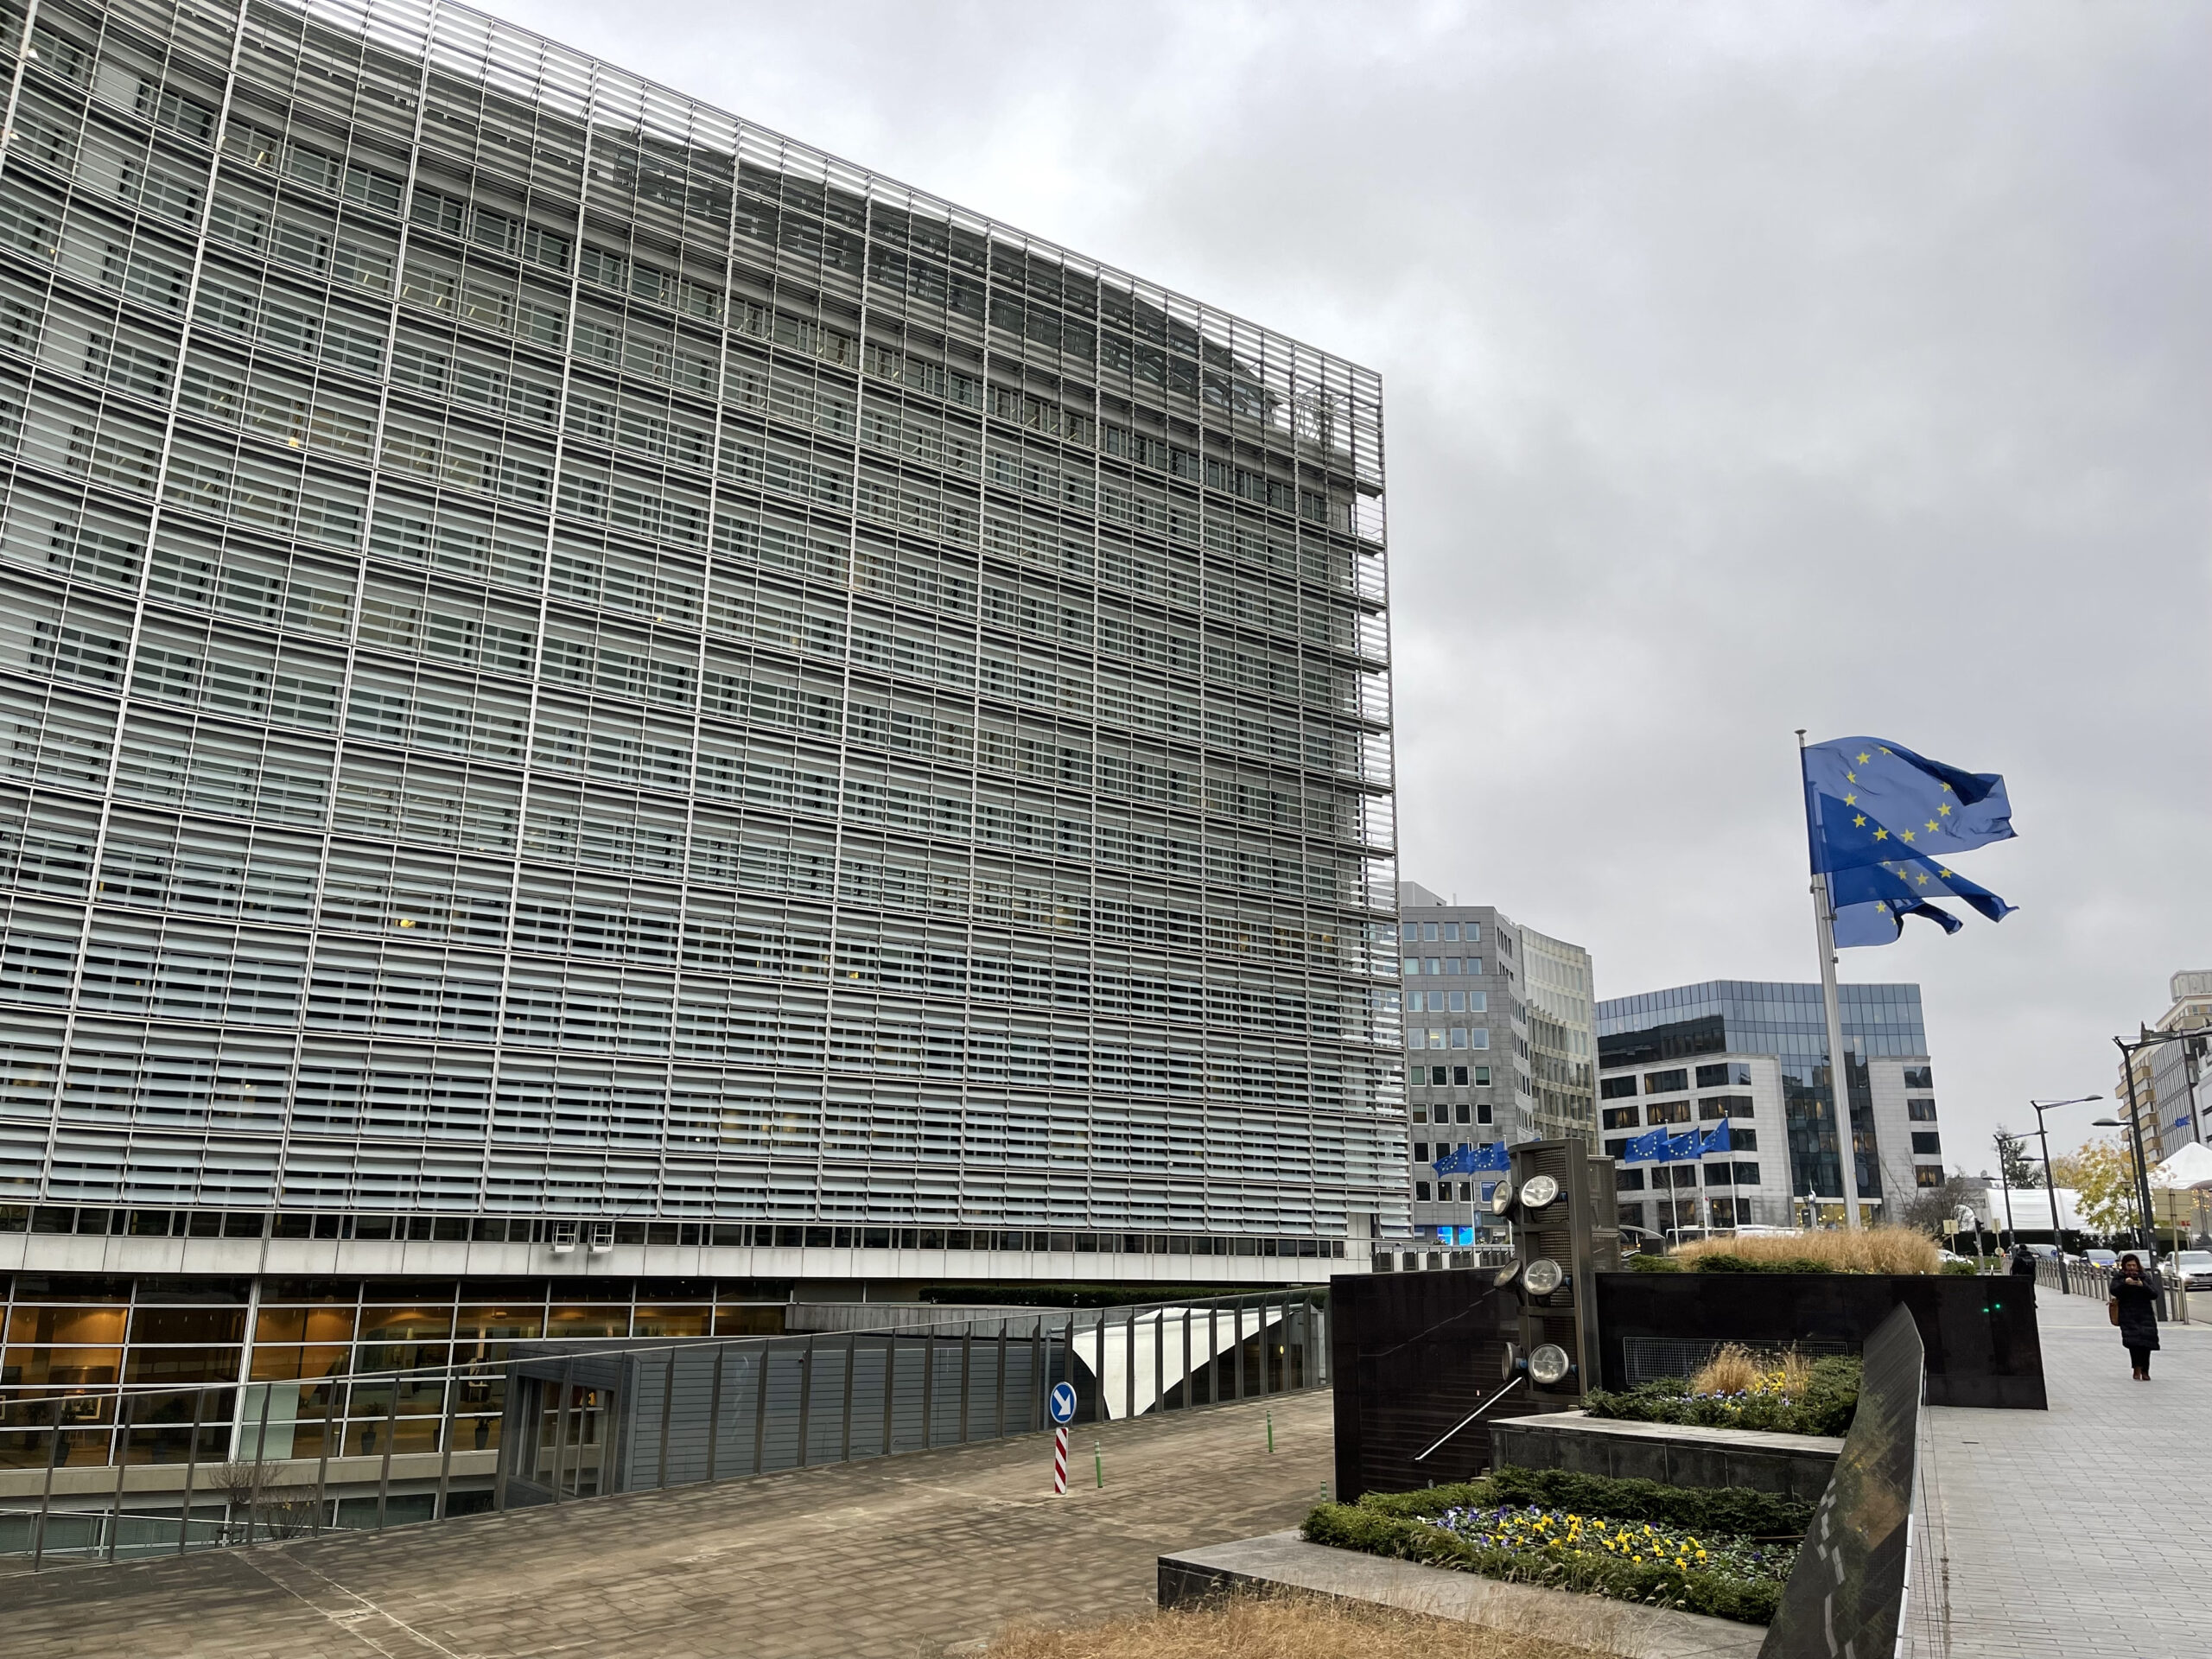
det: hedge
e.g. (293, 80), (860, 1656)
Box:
(1580, 1356), (1861, 1438)
(1303, 1470), (1796, 1625)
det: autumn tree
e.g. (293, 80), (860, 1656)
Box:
(2050, 1140), (2139, 1240)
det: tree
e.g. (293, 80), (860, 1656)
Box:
(1898, 1173), (1988, 1240)
(1992, 1126), (2039, 1189)
(2050, 1140), (2139, 1240)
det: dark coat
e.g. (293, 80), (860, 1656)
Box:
(2110, 1270), (2160, 1351)
(2010, 1249), (2037, 1276)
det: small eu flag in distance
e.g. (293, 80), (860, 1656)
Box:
(1802, 736), (2017, 947)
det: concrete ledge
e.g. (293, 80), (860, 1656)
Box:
(1490, 1411), (1840, 1503)
(1158, 1529), (1764, 1659)
(0, 1450), (498, 1500)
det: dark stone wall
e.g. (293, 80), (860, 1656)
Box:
(1328, 1268), (1522, 1501)
(1592, 1272), (2045, 1408)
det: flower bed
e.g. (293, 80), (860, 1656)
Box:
(1581, 1353), (1860, 1438)
(1303, 1466), (1811, 1626)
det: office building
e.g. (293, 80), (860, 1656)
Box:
(1597, 981), (1940, 1233)
(1391, 882), (1594, 1249)
(2127, 971), (2212, 1162)
(0, 0), (1402, 1326)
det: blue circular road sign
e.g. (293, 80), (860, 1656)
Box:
(1048, 1381), (1077, 1425)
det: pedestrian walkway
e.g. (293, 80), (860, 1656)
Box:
(0, 1391), (1333, 1659)
(1911, 1284), (2212, 1659)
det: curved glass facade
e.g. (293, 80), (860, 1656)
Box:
(0, 0), (1400, 1244)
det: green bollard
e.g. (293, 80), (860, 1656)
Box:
(1267, 1409), (1274, 1453)
(1094, 1440), (1103, 1489)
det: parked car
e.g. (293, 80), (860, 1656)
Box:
(2162, 1250), (2212, 1291)
(2082, 1249), (2120, 1268)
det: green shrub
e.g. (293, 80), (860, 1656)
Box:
(1302, 1482), (1790, 1625)
(1626, 1253), (1683, 1273)
(1581, 1356), (1860, 1438)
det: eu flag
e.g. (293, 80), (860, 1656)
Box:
(1802, 735), (2017, 947)
(1696, 1120), (1733, 1157)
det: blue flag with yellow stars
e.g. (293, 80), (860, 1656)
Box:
(1802, 736), (2014, 872)
(1802, 735), (2017, 947)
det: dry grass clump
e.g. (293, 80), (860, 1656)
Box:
(976, 1592), (1620, 1659)
(1673, 1226), (1938, 1275)
(1689, 1343), (1813, 1397)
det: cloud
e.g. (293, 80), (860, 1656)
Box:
(499, 0), (2212, 1171)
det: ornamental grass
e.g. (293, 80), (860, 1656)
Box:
(1302, 1468), (1810, 1626)
(1666, 1226), (1940, 1275)
(1581, 1351), (1860, 1437)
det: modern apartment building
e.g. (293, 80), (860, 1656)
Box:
(0, 0), (1402, 1317)
(1391, 882), (1593, 1248)
(2127, 971), (2212, 1162)
(1597, 981), (1941, 1233)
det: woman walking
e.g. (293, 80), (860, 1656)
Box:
(2110, 1253), (2161, 1380)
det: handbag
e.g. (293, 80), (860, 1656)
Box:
(2108, 1297), (2120, 1326)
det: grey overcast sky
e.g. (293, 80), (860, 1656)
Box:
(501, 0), (2210, 1175)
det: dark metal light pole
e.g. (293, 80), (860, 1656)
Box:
(1993, 1135), (2018, 1244)
(2031, 1095), (2101, 1250)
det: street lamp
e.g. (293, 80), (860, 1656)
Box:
(1992, 1135), (2019, 1245)
(2030, 1095), (2101, 1250)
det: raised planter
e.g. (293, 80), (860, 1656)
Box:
(1593, 1271), (2045, 1409)
(1158, 1529), (1764, 1659)
(1486, 1411), (1839, 1503)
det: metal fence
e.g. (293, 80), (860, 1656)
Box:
(2034, 1256), (2189, 1321)
(0, 1288), (1325, 1569)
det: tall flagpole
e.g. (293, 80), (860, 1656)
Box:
(1799, 731), (1865, 1231)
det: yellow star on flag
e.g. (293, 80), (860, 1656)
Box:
(1916, 872), (1930, 886)
(1853, 814), (1866, 828)
(1844, 793), (1857, 806)
(1941, 782), (1954, 793)
(1938, 804), (1951, 817)
(1938, 868), (1954, 879)
(1873, 828), (1889, 841)
(1901, 830), (1916, 843)
(1857, 752), (1871, 764)
(1924, 819), (1937, 831)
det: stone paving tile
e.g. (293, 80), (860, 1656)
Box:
(1915, 1287), (2212, 1659)
(0, 1392), (1334, 1659)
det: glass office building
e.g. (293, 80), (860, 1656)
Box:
(1598, 981), (1940, 1225)
(0, 0), (1399, 1283)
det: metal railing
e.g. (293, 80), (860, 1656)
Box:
(2033, 1256), (2189, 1321)
(0, 1287), (1326, 1571)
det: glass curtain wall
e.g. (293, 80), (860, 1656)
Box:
(0, 0), (1401, 1253)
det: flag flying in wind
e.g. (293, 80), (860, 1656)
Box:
(1802, 736), (2018, 947)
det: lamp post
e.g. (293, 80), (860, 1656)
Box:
(1993, 1135), (2018, 1245)
(2030, 1095), (2101, 1250)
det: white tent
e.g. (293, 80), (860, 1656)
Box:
(2150, 1141), (2212, 1190)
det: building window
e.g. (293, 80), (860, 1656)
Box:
(1465, 957), (1484, 974)
(1646, 1100), (1690, 1126)
(1410, 1105), (1427, 1123)
(1907, 1098), (1938, 1122)
(1466, 991), (1488, 1013)
(1402, 957), (1421, 976)
(1600, 1077), (1638, 1101)
(1732, 1162), (1760, 1185)
(1473, 1067), (1491, 1087)
(1430, 1065), (1449, 1085)
(1698, 1096), (1754, 1120)
(1421, 924), (1439, 943)
(1477, 1102), (1492, 1124)
(1452, 1103), (1471, 1125)
(1695, 1062), (1752, 1088)
(1413, 1142), (1430, 1163)
(1452, 1066), (1469, 1086)
(1704, 1163), (1732, 1186)
(1602, 1106), (1640, 1131)
(1904, 1065), (1935, 1090)
(1465, 925), (1481, 943)
(1732, 1128), (1758, 1152)
(1466, 1029), (1490, 1050)
(1615, 1166), (1645, 1191)
(1458, 1181), (1473, 1202)
(1414, 1182), (1432, 1202)
(1643, 1069), (1688, 1095)
(1914, 1166), (1945, 1188)
(1442, 923), (1459, 942)
(1449, 1028), (1468, 1048)
(1911, 1132), (1942, 1155)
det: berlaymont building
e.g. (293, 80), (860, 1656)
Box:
(0, 0), (1402, 1471)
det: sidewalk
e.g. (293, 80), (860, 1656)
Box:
(1910, 1283), (2212, 1658)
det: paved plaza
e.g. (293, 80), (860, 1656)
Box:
(1915, 1283), (2212, 1659)
(0, 1392), (1333, 1659)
